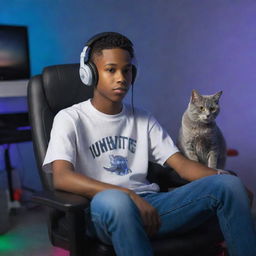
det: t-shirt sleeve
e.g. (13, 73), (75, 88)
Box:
(42, 111), (77, 173)
(148, 115), (179, 166)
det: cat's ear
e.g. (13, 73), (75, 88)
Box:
(213, 91), (223, 102)
(191, 90), (201, 103)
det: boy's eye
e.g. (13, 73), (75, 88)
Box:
(106, 68), (115, 73)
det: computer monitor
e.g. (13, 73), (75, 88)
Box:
(0, 25), (30, 97)
(0, 25), (30, 81)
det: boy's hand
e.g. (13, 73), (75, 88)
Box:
(128, 191), (161, 237)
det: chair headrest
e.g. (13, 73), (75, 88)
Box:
(42, 64), (93, 113)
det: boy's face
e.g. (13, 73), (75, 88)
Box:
(93, 48), (133, 105)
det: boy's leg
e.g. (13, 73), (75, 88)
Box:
(142, 175), (256, 256)
(87, 189), (153, 256)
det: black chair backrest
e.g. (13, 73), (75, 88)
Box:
(27, 64), (93, 190)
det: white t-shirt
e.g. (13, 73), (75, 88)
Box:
(43, 99), (179, 193)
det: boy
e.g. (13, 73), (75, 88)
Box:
(43, 32), (256, 256)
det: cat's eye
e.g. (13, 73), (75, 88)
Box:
(210, 107), (216, 112)
(199, 106), (205, 111)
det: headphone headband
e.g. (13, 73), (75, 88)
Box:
(86, 32), (129, 47)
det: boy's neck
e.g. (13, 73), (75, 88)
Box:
(91, 98), (123, 115)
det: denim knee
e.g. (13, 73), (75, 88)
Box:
(90, 189), (134, 218)
(211, 174), (243, 190)
(207, 174), (246, 199)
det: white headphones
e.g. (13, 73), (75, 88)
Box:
(79, 45), (98, 86)
(79, 32), (137, 87)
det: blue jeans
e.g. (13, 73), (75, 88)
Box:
(86, 175), (256, 256)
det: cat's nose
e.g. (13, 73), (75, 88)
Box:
(205, 110), (210, 117)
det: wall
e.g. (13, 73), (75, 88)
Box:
(0, 1), (255, 203)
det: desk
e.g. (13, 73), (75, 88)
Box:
(0, 80), (28, 97)
(0, 112), (31, 201)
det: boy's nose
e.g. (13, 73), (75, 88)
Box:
(116, 72), (127, 85)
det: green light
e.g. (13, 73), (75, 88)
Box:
(0, 235), (14, 251)
(0, 233), (28, 252)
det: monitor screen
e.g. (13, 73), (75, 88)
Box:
(0, 25), (30, 81)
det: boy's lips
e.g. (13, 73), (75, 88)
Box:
(113, 87), (128, 94)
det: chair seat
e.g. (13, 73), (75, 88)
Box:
(89, 234), (223, 256)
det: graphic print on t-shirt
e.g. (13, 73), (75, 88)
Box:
(104, 155), (132, 176)
(89, 135), (137, 158)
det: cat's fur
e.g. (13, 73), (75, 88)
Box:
(177, 90), (226, 169)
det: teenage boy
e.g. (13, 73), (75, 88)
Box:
(43, 32), (256, 256)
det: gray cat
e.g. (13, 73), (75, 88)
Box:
(177, 90), (226, 169)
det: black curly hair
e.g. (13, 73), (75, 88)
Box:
(89, 32), (135, 61)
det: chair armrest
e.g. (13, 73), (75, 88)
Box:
(226, 170), (237, 176)
(32, 190), (90, 212)
(148, 162), (189, 191)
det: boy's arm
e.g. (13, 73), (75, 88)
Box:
(52, 160), (131, 198)
(166, 152), (218, 181)
(52, 160), (161, 236)
(166, 152), (254, 206)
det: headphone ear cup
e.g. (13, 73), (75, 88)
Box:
(132, 65), (137, 85)
(87, 62), (98, 87)
(79, 63), (94, 86)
